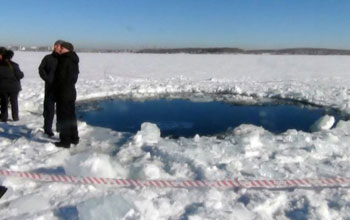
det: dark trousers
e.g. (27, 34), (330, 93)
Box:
(43, 90), (56, 132)
(57, 100), (79, 143)
(0, 92), (19, 121)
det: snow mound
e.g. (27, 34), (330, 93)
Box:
(64, 152), (127, 178)
(310, 115), (335, 132)
(77, 195), (139, 220)
(133, 122), (161, 145)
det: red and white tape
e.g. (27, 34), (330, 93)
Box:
(0, 169), (349, 189)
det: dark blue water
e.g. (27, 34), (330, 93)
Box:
(77, 99), (338, 137)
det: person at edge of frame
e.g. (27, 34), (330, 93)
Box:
(0, 186), (7, 199)
(0, 48), (24, 122)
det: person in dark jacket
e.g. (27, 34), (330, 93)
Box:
(0, 185), (7, 199)
(39, 40), (64, 136)
(0, 49), (24, 122)
(54, 42), (80, 148)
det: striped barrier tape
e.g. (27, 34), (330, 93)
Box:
(1, 169), (349, 189)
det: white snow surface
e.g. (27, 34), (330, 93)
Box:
(1, 52), (350, 219)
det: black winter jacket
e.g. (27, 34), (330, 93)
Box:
(38, 52), (59, 90)
(0, 60), (24, 93)
(54, 51), (79, 101)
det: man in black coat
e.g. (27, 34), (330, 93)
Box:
(0, 49), (24, 122)
(39, 40), (64, 137)
(39, 40), (64, 136)
(54, 42), (80, 148)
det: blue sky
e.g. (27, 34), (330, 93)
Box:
(1, 0), (350, 49)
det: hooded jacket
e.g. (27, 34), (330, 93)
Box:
(54, 51), (80, 101)
(0, 60), (24, 93)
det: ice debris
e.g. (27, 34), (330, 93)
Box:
(133, 122), (161, 145)
(310, 115), (335, 132)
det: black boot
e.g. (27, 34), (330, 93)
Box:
(71, 138), (79, 145)
(44, 130), (54, 137)
(54, 141), (71, 148)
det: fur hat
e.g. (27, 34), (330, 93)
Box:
(54, 40), (65, 45)
(61, 42), (74, 51)
(0, 47), (6, 55)
(4, 50), (14, 60)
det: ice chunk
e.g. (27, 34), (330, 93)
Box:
(64, 152), (127, 178)
(204, 189), (223, 210)
(9, 194), (50, 215)
(77, 195), (139, 220)
(233, 125), (264, 157)
(335, 120), (350, 130)
(140, 163), (161, 179)
(310, 115), (335, 132)
(253, 194), (287, 219)
(133, 122), (161, 145)
(129, 161), (169, 179)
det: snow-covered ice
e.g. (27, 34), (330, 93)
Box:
(1, 52), (350, 219)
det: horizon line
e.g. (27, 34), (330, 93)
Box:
(4, 45), (350, 52)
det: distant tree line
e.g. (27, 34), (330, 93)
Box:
(136, 47), (350, 55)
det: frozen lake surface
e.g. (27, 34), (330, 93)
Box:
(2, 52), (350, 219)
(77, 98), (341, 137)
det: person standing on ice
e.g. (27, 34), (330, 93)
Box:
(0, 48), (24, 122)
(39, 40), (64, 137)
(53, 42), (80, 148)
